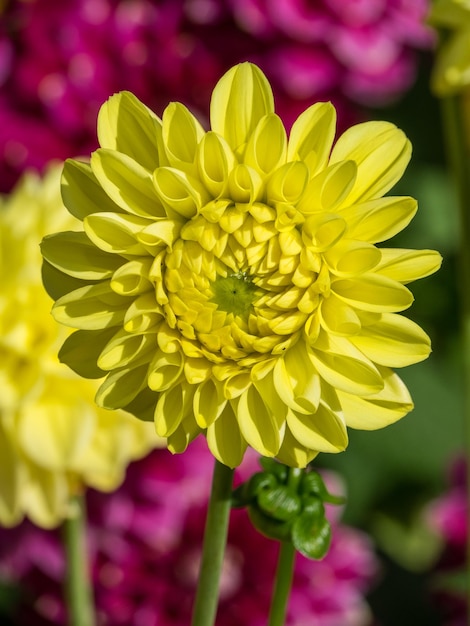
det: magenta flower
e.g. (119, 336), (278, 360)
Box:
(0, 0), (433, 191)
(0, 441), (379, 626)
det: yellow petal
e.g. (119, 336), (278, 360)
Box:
(376, 249), (443, 284)
(91, 149), (165, 218)
(193, 379), (227, 428)
(338, 367), (413, 429)
(153, 167), (209, 218)
(155, 383), (195, 437)
(330, 121), (411, 204)
(324, 240), (381, 275)
(237, 385), (283, 456)
(287, 398), (348, 454)
(111, 258), (153, 296)
(53, 281), (129, 329)
(84, 212), (149, 255)
(98, 328), (156, 370)
(245, 113), (287, 176)
(61, 159), (122, 221)
(59, 328), (116, 378)
(332, 274), (414, 312)
(267, 161), (309, 205)
(162, 102), (205, 172)
(339, 196), (418, 243)
(97, 90), (163, 171)
(197, 131), (236, 198)
(41, 231), (123, 280)
(210, 62), (274, 154)
(276, 426), (319, 468)
(287, 102), (336, 176)
(311, 332), (384, 395)
(95, 364), (149, 409)
(297, 160), (357, 214)
(206, 402), (247, 468)
(351, 313), (431, 367)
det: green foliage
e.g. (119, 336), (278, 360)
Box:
(232, 458), (344, 559)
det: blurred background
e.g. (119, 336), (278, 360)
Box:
(0, 1), (466, 625)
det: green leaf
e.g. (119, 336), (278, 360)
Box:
(248, 507), (292, 542)
(257, 486), (302, 522)
(292, 512), (331, 560)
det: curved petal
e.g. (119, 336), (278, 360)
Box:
(311, 332), (384, 395)
(276, 426), (319, 468)
(376, 248), (443, 284)
(91, 149), (165, 218)
(53, 281), (129, 329)
(332, 274), (414, 312)
(162, 102), (205, 172)
(97, 90), (163, 171)
(338, 367), (413, 429)
(207, 402), (248, 468)
(41, 231), (123, 280)
(339, 196), (418, 243)
(330, 121), (411, 204)
(61, 159), (123, 221)
(287, 102), (336, 176)
(210, 62), (274, 154)
(352, 313), (432, 367)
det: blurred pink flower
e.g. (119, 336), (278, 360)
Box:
(0, 0), (433, 191)
(0, 440), (379, 626)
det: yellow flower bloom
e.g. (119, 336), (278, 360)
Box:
(0, 165), (159, 528)
(428, 0), (470, 95)
(41, 63), (441, 469)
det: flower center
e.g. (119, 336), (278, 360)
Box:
(211, 272), (258, 318)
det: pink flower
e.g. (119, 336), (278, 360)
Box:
(0, 440), (379, 626)
(0, 0), (433, 191)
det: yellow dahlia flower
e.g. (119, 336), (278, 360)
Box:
(0, 165), (158, 529)
(41, 63), (441, 469)
(428, 0), (470, 96)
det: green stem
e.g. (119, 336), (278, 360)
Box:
(191, 459), (235, 626)
(267, 467), (302, 626)
(440, 94), (470, 600)
(62, 494), (95, 626)
(268, 541), (296, 626)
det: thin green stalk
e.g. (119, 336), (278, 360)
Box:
(62, 494), (95, 626)
(440, 94), (470, 602)
(267, 467), (302, 626)
(191, 459), (235, 626)
(268, 541), (296, 626)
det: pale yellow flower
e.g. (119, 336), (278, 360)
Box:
(429, 0), (470, 95)
(41, 63), (441, 469)
(0, 165), (159, 528)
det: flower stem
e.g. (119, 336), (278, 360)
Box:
(268, 541), (296, 626)
(191, 459), (235, 626)
(440, 93), (470, 599)
(267, 467), (302, 626)
(62, 494), (95, 626)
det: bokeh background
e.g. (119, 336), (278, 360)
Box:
(0, 1), (466, 625)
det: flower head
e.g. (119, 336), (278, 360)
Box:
(428, 0), (470, 96)
(0, 165), (159, 529)
(41, 63), (442, 468)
